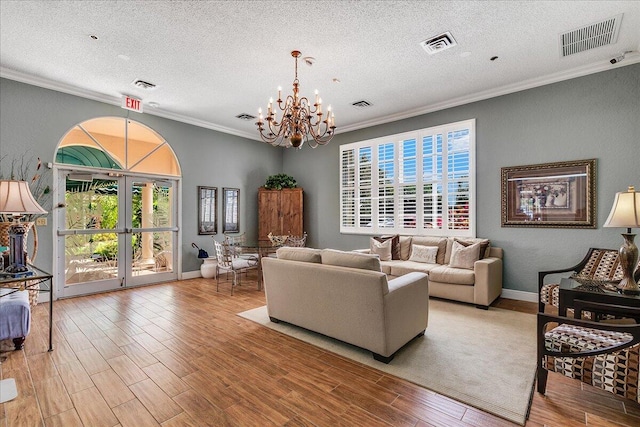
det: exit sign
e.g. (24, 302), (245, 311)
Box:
(121, 95), (143, 113)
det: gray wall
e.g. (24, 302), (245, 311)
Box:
(283, 64), (640, 294)
(0, 78), (282, 274)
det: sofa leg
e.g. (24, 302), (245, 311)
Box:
(536, 366), (548, 394)
(12, 337), (25, 350)
(373, 352), (394, 364)
(269, 317), (280, 323)
(475, 304), (489, 310)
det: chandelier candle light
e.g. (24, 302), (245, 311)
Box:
(256, 50), (336, 149)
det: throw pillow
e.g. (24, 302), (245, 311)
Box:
(408, 244), (438, 263)
(452, 238), (491, 260)
(449, 240), (482, 270)
(411, 236), (447, 264)
(373, 235), (400, 260)
(370, 237), (392, 261)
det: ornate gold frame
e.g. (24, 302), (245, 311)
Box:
(501, 159), (596, 228)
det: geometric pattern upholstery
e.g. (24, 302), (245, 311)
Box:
(543, 323), (640, 403)
(539, 249), (623, 314)
(575, 249), (624, 281)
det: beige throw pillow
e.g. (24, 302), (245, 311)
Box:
(449, 240), (481, 270)
(408, 244), (438, 263)
(370, 237), (392, 261)
(373, 235), (400, 260)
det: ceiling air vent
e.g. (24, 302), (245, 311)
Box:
(352, 100), (372, 108)
(420, 31), (457, 55)
(236, 113), (256, 121)
(132, 79), (156, 90)
(559, 14), (622, 57)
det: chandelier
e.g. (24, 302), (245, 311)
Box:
(256, 50), (336, 149)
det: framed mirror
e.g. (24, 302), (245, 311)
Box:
(197, 186), (217, 235)
(222, 187), (240, 233)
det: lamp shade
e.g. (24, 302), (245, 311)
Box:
(604, 186), (640, 228)
(0, 180), (48, 215)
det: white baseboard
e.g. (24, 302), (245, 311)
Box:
(500, 288), (538, 303)
(181, 270), (202, 280)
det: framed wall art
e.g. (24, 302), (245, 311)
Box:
(197, 186), (217, 235)
(501, 159), (596, 228)
(222, 187), (240, 233)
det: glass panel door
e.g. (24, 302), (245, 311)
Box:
(58, 171), (178, 297)
(126, 178), (177, 287)
(59, 172), (125, 297)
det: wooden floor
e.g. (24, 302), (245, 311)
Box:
(2, 274), (640, 427)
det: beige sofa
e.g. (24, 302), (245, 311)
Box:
(360, 236), (503, 309)
(261, 247), (430, 363)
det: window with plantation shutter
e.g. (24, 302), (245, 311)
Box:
(339, 119), (475, 237)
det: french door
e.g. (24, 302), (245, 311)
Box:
(56, 169), (178, 298)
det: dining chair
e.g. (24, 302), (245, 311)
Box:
(214, 240), (258, 295)
(284, 232), (307, 247)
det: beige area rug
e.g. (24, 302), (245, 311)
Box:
(239, 299), (536, 425)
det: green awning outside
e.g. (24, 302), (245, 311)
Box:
(56, 146), (122, 170)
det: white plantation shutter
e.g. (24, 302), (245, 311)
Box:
(340, 119), (475, 237)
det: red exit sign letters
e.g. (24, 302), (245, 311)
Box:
(121, 95), (143, 113)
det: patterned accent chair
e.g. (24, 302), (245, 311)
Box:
(538, 248), (624, 314)
(537, 302), (640, 404)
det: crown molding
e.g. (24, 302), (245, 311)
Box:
(0, 66), (259, 141)
(3, 56), (638, 141)
(337, 55), (640, 134)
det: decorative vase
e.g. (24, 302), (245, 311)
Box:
(201, 257), (217, 279)
(0, 221), (39, 307)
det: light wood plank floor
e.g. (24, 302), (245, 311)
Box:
(1, 273), (639, 426)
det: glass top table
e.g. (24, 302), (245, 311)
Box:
(0, 264), (54, 351)
(558, 276), (640, 319)
(231, 242), (281, 290)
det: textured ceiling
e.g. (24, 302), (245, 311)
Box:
(1, 1), (639, 142)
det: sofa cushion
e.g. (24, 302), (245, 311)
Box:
(370, 238), (392, 261)
(399, 236), (412, 260)
(276, 247), (322, 263)
(389, 260), (442, 276)
(379, 260), (406, 275)
(449, 240), (482, 270)
(373, 235), (400, 260)
(408, 244), (438, 263)
(411, 236), (447, 264)
(321, 249), (382, 272)
(428, 265), (476, 285)
(445, 237), (491, 263)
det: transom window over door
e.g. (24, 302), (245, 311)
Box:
(340, 119), (476, 237)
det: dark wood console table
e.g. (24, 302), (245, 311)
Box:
(0, 265), (54, 351)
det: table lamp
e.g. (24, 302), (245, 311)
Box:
(0, 180), (48, 277)
(604, 185), (640, 295)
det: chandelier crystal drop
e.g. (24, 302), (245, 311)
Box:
(256, 50), (336, 149)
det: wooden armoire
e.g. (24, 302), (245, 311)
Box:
(258, 187), (303, 243)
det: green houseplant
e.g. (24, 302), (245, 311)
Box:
(264, 174), (297, 190)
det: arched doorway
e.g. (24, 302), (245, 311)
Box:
(53, 117), (181, 297)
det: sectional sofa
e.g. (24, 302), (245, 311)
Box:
(360, 236), (503, 309)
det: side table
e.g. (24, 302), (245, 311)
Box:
(0, 264), (54, 351)
(558, 277), (640, 320)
